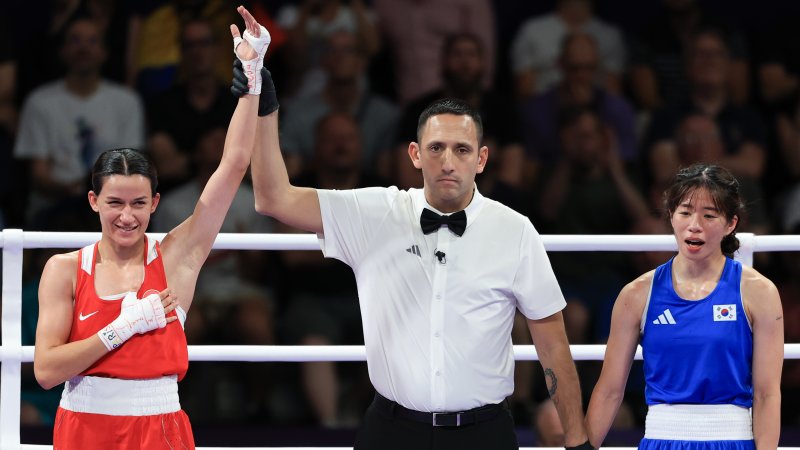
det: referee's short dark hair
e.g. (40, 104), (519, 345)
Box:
(417, 98), (484, 144)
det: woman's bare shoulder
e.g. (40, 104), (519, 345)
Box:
(741, 265), (780, 311)
(621, 270), (656, 300)
(741, 265), (777, 292)
(42, 251), (80, 279)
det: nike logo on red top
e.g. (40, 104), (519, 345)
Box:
(79, 311), (99, 321)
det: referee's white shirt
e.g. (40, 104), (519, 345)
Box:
(317, 186), (566, 413)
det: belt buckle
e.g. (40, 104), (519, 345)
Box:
(432, 412), (461, 427)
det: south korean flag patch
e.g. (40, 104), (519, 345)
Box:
(713, 304), (737, 321)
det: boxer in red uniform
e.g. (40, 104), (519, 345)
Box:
(33, 6), (269, 449)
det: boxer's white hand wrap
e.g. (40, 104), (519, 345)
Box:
(233, 25), (271, 94)
(97, 292), (167, 351)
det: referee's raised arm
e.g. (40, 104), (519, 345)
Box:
(228, 8), (323, 234)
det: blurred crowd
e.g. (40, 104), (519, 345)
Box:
(3, 0), (800, 443)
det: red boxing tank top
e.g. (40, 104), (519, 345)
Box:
(70, 236), (189, 380)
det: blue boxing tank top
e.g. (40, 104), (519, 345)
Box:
(641, 257), (753, 407)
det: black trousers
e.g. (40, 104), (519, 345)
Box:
(353, 397), (519, 450)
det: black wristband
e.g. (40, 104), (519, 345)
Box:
(231, 61), (279, 115)
(231, 59), (248, 98)
(258, 67), (279, 116)
(565, 440), (594, 450)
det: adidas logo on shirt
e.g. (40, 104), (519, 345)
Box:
(652, 309), (676, 325)
(406, 245), (421, 257)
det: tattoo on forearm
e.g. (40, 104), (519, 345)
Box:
(544, 368), (558, 398)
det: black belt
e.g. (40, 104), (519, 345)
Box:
(373, 393), (506, 427)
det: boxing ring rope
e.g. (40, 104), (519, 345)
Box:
(3, 230), (800, 450)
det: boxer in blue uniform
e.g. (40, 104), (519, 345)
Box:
(586, 164), (782, 450)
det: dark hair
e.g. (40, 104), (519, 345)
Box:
(442, 32), (484, 58)
(314, 111), (358, 139)
(556, 104), (602, 132)
(416, 98), (483, 143)
(687, 25), (732, 59)
(558, 31), (598, 60)
(663, 163), (743, 258)
(180, 17), (216, 44)
(323, 30), (367, 57)
(91, 148), (158, 195)
(61, 16), (105, 48)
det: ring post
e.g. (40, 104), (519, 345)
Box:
(2, 229), (24, 450)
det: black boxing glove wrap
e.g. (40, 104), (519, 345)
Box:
(231, 60), (279, 116)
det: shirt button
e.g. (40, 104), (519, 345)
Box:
(435, 294), (442, 300)
(435, 370), (441, 376)
(434, 331), (441, 337)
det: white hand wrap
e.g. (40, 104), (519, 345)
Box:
(233, 25), (271, 94)
(97, 292), (167, 351)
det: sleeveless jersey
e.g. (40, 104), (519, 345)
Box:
(70, 237), (188, 380)
(641, 257), (752, 407)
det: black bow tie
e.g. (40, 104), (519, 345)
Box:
(420, 208), (467, 236)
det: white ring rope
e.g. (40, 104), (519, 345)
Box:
(4, 230), (800, 450)
(17, 231), (800, 251)
(4, 344), (800, 363)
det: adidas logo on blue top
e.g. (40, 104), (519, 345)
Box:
(652, 309), (676, 325)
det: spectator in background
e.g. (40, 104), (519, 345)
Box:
(15, 0), (75, 103)
(0, 14), (18, 227)
(643, 27), (767, 185)
(769, 96), (800, 225)
(280, 30), (398, 178)
(520, 32), (637, 168)
(0, 14), (16, 136)
(373, 0), (495, 105)
(277, 112), (387, 427)
(15, 0), (129, 105)
(126, 0), (243, 99)
(773, 97), (800, 220)
(394, 32), (527, 213)
(537, 107), (650, 344)
(276, 0), (378, 99)
(14, 18), (144, 226)
(146, 17), (238, 193)
(510, 0), (625, 100)
(649, 113), (769, 236)
(758, 14), (800, 109)
(628, 0), (750, 111)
